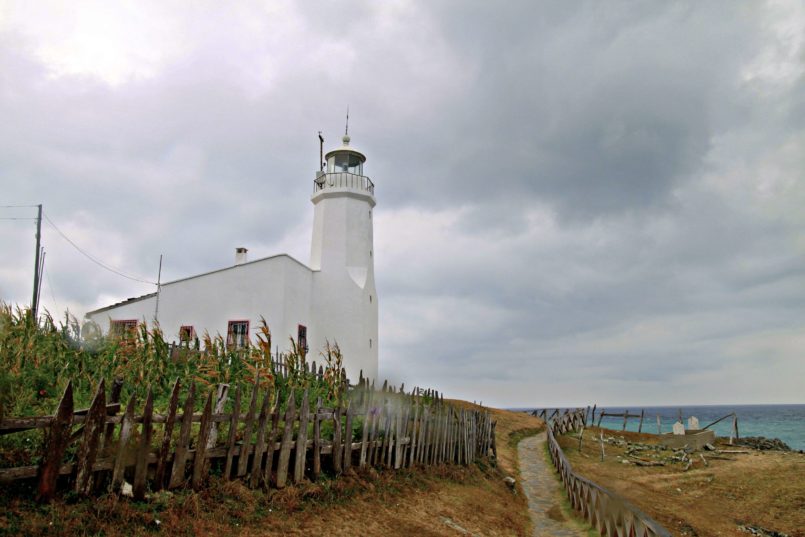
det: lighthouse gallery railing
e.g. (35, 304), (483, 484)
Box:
(313, 172), (375, 195)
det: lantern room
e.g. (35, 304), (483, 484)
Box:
(325, 135), (366, 175)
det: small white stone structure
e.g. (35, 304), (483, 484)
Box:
(687, 416), (700, 431)
(86, 134), (378, 381)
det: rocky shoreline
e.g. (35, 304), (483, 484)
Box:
(736, 436), (793, 452)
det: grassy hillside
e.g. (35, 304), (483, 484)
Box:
(558, 426), (805, 537)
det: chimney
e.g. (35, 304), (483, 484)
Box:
(235, 247), (248, 265)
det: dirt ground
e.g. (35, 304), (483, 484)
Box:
(0, 404), (545, 537)
(557, 427), (805, 537)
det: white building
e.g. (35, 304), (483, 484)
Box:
(86, 134), (378, 381)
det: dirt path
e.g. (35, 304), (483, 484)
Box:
(518, 433), (588, 537)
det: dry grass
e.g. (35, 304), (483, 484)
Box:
(0, 405), (544, 537)
(558, 426), (805, 537)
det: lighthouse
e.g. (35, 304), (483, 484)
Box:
(309, 133), (379, 381)
(86, 128), (380, 383)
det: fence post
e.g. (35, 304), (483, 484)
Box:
(342, 399), (353, 472)
(236, 378), (260, 477)
(294, 389), (311, 482)
(169, 383), (196, 488)
(275, 391), (296, 488)
(250, 388), (273, 488)
(313, 396), (323, 478)
(223, 385), (242, 480)
(154, 379), (181, 489)
(192, 390), (214, 489)
(133, 388), (154, 500)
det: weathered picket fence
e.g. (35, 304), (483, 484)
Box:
(582, 405), (741, 441)
(0, 376), (495, 502)
(546, 409), (672, 537)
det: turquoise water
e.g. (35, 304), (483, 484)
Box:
(581, 405), (805, 451)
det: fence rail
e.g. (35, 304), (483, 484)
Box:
(0, 375), (493, 502)
(546, 409), (672, 537)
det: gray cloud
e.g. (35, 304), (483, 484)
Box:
(0, 1), (803, 407)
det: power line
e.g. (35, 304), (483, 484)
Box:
(0, 217), (38, 220)
(0, 204), (40, 208)
(43, 213), (158, 285)
(45, 259), (59, 314)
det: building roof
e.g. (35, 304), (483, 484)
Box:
(86, 292), (157, 315)
(85, 253), (312, 316)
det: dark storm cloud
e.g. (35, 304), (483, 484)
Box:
(1, 1), (802, 406)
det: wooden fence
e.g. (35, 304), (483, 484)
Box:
(546, 409), (672, 537)
(0, 376), (494, 502)
(586, 405), (741, 441)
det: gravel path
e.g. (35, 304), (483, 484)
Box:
(517, 433), (589, 537)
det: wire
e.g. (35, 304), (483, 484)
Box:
(45, 261), (59, 313)
(43, 213), (158, 285)
(0, 217), (38, 220)
(0, 204), (39, 208)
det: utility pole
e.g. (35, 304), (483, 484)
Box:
(31, 204), (42, 320)
(35, 249), (45, 316)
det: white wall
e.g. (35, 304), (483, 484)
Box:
(87, 254), (314, 352)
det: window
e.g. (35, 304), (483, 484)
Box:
(179, 325), (195, 343)
(227, 320), (250, 348)
(110, 319), (138, 338)
(297, 324), (308, 354)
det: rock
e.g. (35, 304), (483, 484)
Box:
(738, 523), (790, 537)
(121, 481), (133, 497)
(503, 476), (516, 489)
(737, 437), (792, 452)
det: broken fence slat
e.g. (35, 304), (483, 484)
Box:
(110, 394), (136, 494)
(74, 379), (106, 495)
(36, 382), (74, 502)
(207, 383), (230, 449)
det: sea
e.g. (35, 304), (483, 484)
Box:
(513, 404), (805, 452)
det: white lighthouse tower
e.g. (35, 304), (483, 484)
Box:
(309, 132), (378, 381)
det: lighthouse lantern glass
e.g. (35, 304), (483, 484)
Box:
(327, 152), (363, 175)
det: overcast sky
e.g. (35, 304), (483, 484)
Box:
(1, 1), (803, 407)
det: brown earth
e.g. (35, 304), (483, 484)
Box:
(0, 403), (545, 536)
(558, 427), (805, 537)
